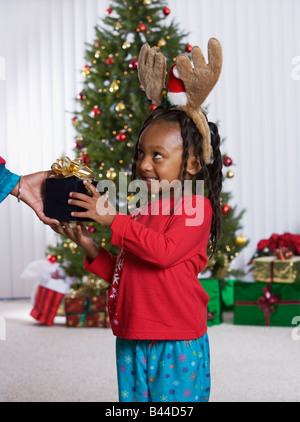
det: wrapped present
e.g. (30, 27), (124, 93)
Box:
(65, 295), (108, 328)
(220, 278), (236, 311)
(44, 156), (98, 222)
(23, 260), (74, 326)
(66, 311), (106, 327)
(253, 256), (300, 283)
(234, 281), (300, 326)
(200, 279), (222, 326)
(30, 285), (65, 326)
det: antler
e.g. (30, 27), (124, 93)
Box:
(137, 44), (167, 105)
(176, 38), (223, 109)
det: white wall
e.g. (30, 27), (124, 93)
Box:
(0, 0), (299, 297)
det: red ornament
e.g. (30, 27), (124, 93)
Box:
(106, 8), (112, 15)
(91, 107), (101, 117)
(223, 155), (233, 167)
(222, 204), (230, 214)
(75, 141), (83, 150)
(137, 23), (147, 32)
(116, 133), (127, 142)
(149, 104), (157, 111)
(185, 44), (193, 53)
(87, 226), (96, 234)
(72, 116), (79, 126)
(77, 92), (84, 101)
(106, 57), (115, 65)
(81, 154), (90, 164)
(129, 58), (138, 70)
(47, 254), (57, 264)
(163, 7), (171, 16)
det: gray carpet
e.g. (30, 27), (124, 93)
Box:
(0, 300), (299, 402)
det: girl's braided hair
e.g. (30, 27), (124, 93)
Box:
(131, 105), (223, 255)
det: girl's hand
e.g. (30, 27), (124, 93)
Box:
(68, 181), (117, 227)
(51, 222), (99, 261)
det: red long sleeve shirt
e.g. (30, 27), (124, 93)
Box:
(84, 195), (212, 340)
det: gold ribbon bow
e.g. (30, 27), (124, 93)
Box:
(51, 156), (94, 180)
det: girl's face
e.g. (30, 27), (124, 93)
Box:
(136, 121), (200, 196)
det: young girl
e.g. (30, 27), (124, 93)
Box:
(53, 104), (223, 403)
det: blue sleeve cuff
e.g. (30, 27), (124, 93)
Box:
(0, 164), (20, 203)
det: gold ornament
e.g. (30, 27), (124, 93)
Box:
(115, 102), (126, 112)
(122, 41), (131, 49)
(236, 235), (247, 246)
(143, 0), (152, 4)
(109, 81), (119, 93)
(226, 170), (234, 179)
(158, 39), (166, 47)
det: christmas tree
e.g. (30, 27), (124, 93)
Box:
(46, 0), (247, 282)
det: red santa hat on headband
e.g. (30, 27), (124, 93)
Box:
(166, 64), (188, 106)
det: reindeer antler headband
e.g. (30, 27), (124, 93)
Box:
(137, 38), (223, 164)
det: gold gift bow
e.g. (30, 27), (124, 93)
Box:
(51, 156), (94, 180)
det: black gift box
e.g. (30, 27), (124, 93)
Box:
(44, 177), (98, 222)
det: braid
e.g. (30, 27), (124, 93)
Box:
(131, 105), (223, 255)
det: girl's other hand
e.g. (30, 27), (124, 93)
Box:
(51, 222), (100, 261)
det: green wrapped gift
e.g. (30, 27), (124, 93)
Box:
(220, 279), (236, 311)
(200, 278), (222, 326)
(253, 256), (300, 283)
(234, 281), (300, 326)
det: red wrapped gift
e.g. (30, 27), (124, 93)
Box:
(86, 312), (106, 327)
(66, 312), (106, 327)
(65, 297), (86, 314)
(88, 295), (106, 312)
(30, 285), (64, 326)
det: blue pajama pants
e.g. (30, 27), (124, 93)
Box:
(116, 334), (210, 402)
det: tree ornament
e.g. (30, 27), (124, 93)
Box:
(75, 141), (83, 150)
(109, 81), (119, 93)
(115, 102), (126, 112)
(47, 254), (57, 263)
(143, 0), (152, 4)
(116, 133), (127, 141)
(185, 44), (192, 53)
(158, 39), (166, 47)
(106, 8), (112, 15)
(81, 154), (90, 164)
(222, 204), (230, 214)
(77, 92), (85, 101)
(226, 170), (234, 179)
(106, 56), (115, 65)
(163, 7), (171, 16)
(72, 116), (79, 126)
(82, 65), (91, 76)
(236, 235), (247, 246)
(129, 58), (138, 70)
(137, 23), (147, 32)
(223, 155), (233, 167)
(87, 225), (96, 234)
(149, 104), (157, 111)
(122, 41), (131, 49)
(91, 106), (101, 117)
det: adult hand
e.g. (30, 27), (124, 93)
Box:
(11, 170), (60, 226)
